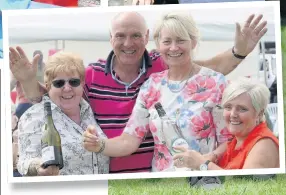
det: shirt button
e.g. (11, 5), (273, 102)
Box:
(94, 164), (97, 167)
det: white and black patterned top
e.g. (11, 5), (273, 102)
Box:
(17, 95), (109, 176)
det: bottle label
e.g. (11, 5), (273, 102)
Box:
(42, 146), (55, 162)
(172, 138), (189, 153)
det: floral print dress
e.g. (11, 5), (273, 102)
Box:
(124, 67), (232, 172)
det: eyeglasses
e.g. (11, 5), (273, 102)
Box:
(52, 78), (81, 88)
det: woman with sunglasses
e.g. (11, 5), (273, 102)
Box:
(17, 51), (109, 176)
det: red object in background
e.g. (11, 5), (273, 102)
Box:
(49, 49), (61, 56)
(33, 0), (78, 7)
(11, 91), (17, 104)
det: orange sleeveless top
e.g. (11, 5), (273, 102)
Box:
(218, 122), (279, 169)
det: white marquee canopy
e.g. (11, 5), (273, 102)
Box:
(6, 3), (276, 44)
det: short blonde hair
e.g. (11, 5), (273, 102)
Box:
(153, 12), (200, 46)
(44, 52), (85, 89)
(222, 77), (270, 120)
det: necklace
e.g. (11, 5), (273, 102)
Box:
(167, 68), (194, 93)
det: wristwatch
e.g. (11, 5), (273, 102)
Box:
(199, 160), (211, 171)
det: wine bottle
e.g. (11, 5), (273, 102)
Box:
(41, 102), (64, 170)
(154, 102), (188, 155)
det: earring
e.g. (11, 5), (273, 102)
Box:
(256, 118), (261, 125)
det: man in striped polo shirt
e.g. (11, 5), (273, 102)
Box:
(10, 12), (267, 174)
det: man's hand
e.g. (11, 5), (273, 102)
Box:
(234, 14), (267, 56)
(132, 0), (154, 5)
(9, 46), (40, 83)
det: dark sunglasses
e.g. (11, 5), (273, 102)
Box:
(52, 78), (81, 88)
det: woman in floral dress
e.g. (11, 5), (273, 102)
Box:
(83, 12), (233, 172)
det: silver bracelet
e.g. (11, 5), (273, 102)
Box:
(97, 139), (105, 153)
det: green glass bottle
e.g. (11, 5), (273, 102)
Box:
(41, 102), (64, 170)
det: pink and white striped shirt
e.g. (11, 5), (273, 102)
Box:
(84, 50), (166, 173)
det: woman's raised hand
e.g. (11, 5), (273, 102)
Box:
(9, 46), (40, 83)
(234, 14), (267, 56)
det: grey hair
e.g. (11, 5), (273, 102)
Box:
(153, 12), (200, 46)
(109, 11), (148, 36)
(222, 77), (270, 121)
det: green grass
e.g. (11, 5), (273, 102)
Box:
(108, 27), (286, 195)
(109, 175), (286, 195)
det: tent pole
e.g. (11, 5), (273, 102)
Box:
(62, 40), (65, 50)
(55, 40), (58, 50)
(55, 40), (65, 50)
(261, 41), (267, 85)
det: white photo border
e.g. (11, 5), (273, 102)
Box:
(2, 1), (285, 183)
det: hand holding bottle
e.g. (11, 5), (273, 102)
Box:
(37, 165), (59, 176)
(173, 146), (205, 170)
(83, 125), (102, 153)
(154, 102), (188, 156)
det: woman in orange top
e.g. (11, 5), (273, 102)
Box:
(173, 77), (279, 170)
